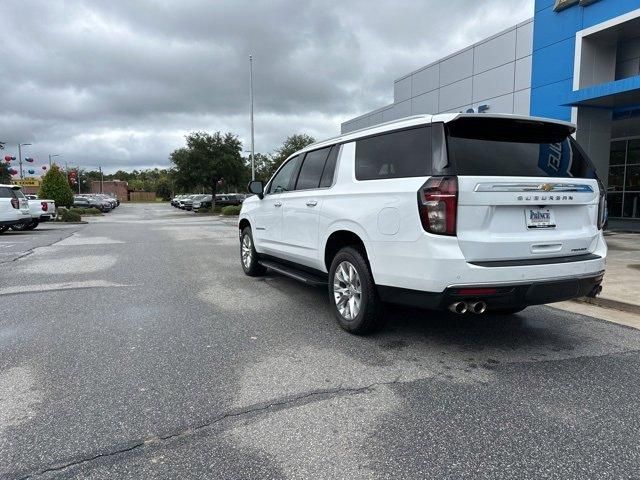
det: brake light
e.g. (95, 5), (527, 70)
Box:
(10, 196), (19, 209)
(418, 176), (458, 235)
(596, 179), (606, 230)
(41, 201), (48, 212)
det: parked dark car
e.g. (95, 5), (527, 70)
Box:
(183, 194), (206, 211)
(193, 195), (212, 212)
(73, 196), (92, 208)
(215, 194), (242, 207)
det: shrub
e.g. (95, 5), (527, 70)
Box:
(71, 207), (102, 215)
(39, 165), (74, 208)
(221, 205), (241, 216)
(58, 208), (81, 222)
(195, 205), (222, 214)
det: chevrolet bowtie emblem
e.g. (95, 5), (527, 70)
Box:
(540, 183), (554, 192)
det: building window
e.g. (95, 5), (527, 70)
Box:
(608, 138), (640, 219)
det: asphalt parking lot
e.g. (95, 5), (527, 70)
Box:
(1, 203), (639, 479)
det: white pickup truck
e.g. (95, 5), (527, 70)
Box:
(11, 194), (57, 231)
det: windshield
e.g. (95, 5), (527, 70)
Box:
(445, 117), (597, 178)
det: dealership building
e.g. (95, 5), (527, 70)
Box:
(342, 0), (640, 227)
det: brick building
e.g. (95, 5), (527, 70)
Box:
(91, 180), (128, 201)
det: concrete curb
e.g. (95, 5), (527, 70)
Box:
(572, 296), (640, 316)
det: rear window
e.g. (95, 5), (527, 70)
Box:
(0, 187), (15, 198)
(355, 126), (431, 180)
(445, 117), (597, 178)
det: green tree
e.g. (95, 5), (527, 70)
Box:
(269, 133), (315, 178)
(0, 143), (9, 183)
(0, 163), (10, 184)
(39, 164), (74, 207)
(248, 153), (275, 182)
(170, 131), (244, 208)
(155, 178), (172, 200)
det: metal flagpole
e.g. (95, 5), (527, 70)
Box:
(249, 55), (255, 181)
(18, 144), (23, 180)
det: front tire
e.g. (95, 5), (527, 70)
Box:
(26, 220), (39, 231)
(328, 247), (383, 335)
(240, 227), (266, 276)
(0, 226), (8, 234)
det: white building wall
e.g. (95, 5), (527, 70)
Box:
(341, 19), (534, 133)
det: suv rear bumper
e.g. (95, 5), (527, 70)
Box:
(378, 271), (605, 311)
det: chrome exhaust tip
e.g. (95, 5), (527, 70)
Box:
(469, 301), (487, 314)
(448, 301), (468, 314)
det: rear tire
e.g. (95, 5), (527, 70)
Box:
(0, 226), (8, 234)
(490, 306), (527, 315)
(10, 222), (31, 231)
(26, 220), (39, 231)
(240, 227), (266, 276)
(328, 246), (383, 335)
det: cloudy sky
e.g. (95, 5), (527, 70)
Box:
(1, 0), (533, 173)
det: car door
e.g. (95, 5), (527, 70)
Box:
(251, 155), (301, 255)
(280, 145), (338, 268)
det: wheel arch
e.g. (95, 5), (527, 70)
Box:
(323, 228), (372, 274)
(239, 217), (251, 232)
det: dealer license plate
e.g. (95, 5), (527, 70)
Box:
(525, 208), (555, 229)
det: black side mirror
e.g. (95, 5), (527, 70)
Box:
(248, 180), (264, 199)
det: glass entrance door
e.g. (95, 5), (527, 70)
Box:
(608, 138), (640, 219)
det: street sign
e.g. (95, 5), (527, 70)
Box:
(11, 179), (41, 187)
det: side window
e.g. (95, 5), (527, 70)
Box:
(355, 126), (431, 180)
(319, 145), (339, 188)
(295, 147), (331, 190)
(0, 187), (13, 198)
(268, 155), (300, 194)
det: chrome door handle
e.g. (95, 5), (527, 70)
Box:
(274, 201), (282, 207)
(306, 200), (318, 207)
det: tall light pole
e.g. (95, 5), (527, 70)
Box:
(49, 153), (60, 167)
(249, 54), (255, 181)
(18, 143), (31, 180)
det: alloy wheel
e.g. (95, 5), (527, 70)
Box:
(241, 234), (253, 269)
(333, 261), (362, 320)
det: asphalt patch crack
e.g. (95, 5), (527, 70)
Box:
(12, 381), (398, 479)
(0, 228), (80, 265)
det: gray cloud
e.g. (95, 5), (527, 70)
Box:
(0, 0), (532, 173)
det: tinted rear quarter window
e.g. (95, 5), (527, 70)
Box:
(320, 145), (339, 187)
(355, 126), (431, 180)
(446, 118), (597, 178)
(296, 147), (331, 190)
(0, 187), (15, 198)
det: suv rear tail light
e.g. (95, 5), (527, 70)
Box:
(10, 196), (19, 209)
(418, 176), (458, 236)
(41, 201), (48, 212)
(596, 179), (606, 230)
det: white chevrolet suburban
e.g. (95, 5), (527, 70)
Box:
(238, 114), (607, 334)
(0, 184), (32, 233)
